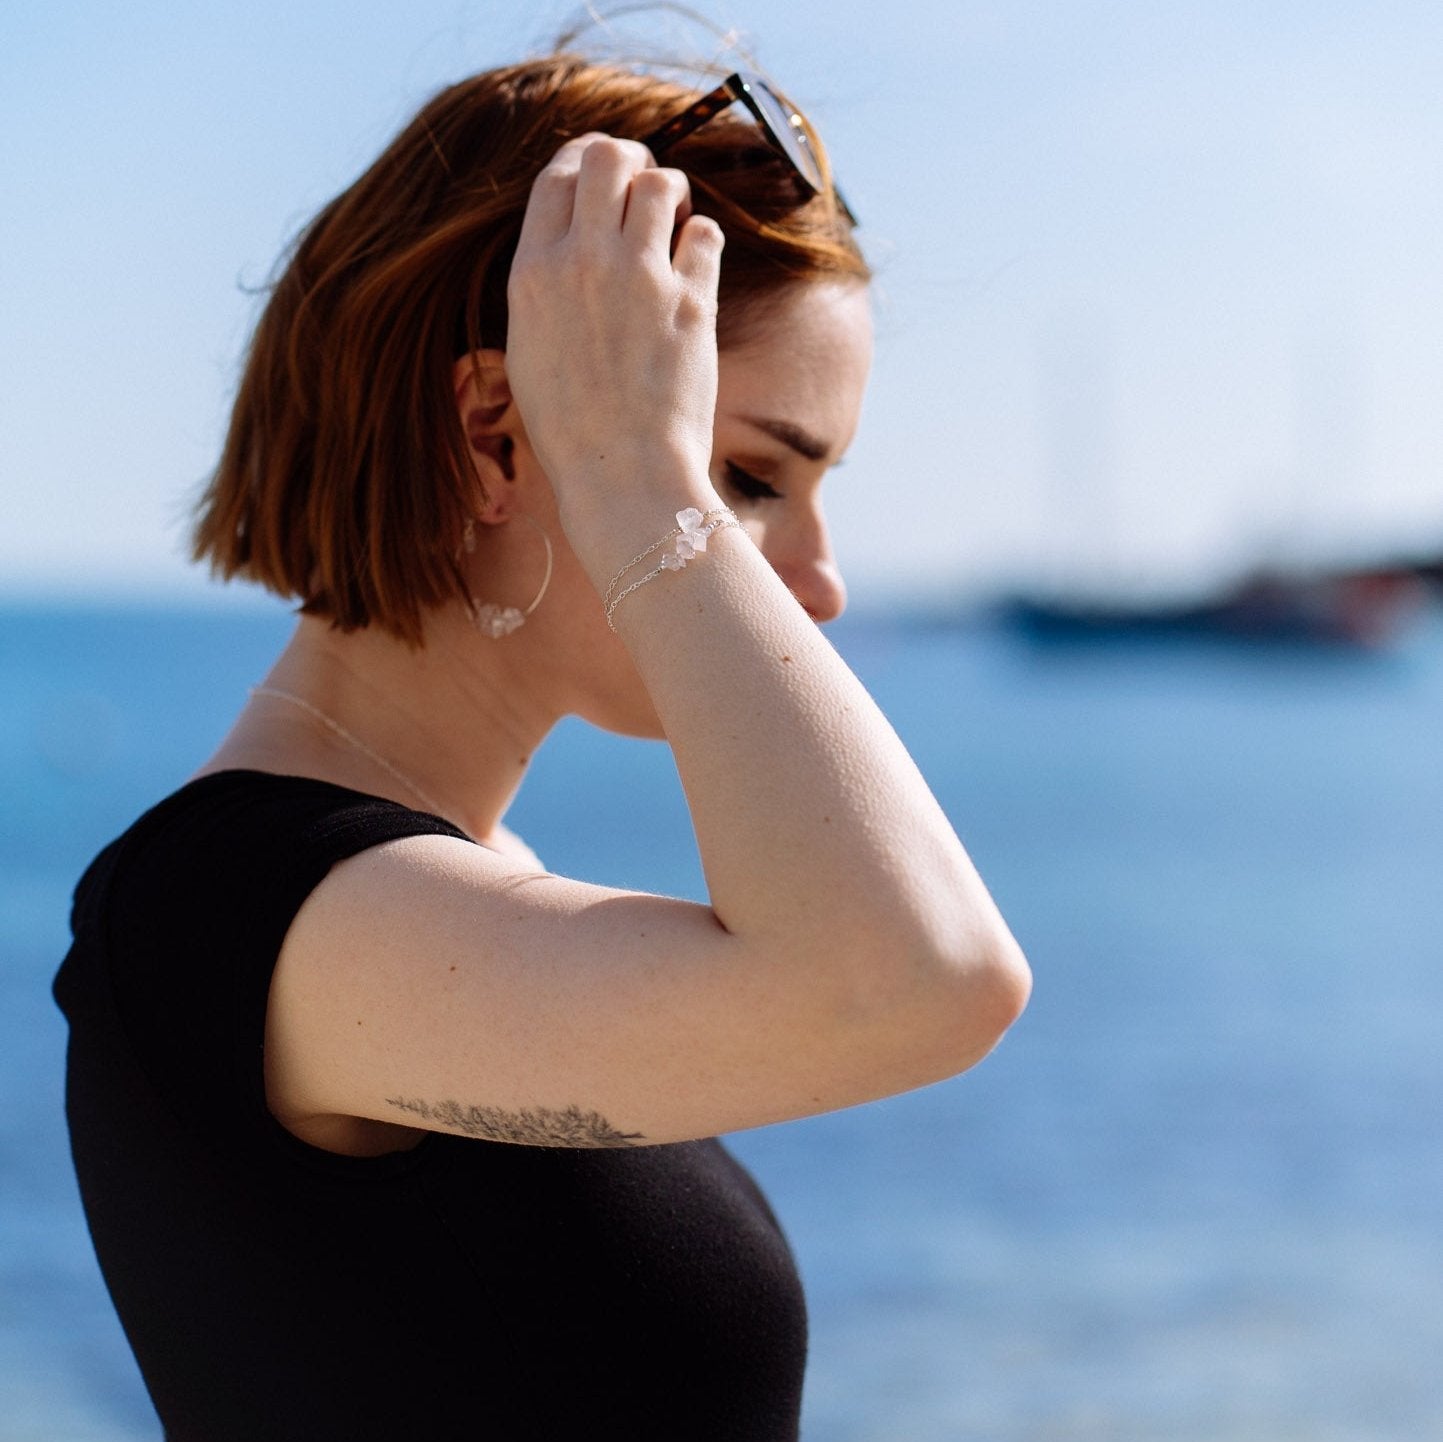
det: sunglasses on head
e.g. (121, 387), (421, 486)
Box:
(641, 70), (857, 227)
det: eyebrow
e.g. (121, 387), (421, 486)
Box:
(738, 415), (833, 464)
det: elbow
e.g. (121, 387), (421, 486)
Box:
(905, 924), (1032, 1084)
(967, 929), (1032, 1054)
(797, 895), (1033, 1099)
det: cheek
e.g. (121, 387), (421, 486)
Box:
(736, 514), (781, 572)
(737, 514), (768, 548)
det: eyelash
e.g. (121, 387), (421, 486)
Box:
(722, 461), (783, 502)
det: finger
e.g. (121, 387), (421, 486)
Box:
(513, 134), (612, 254)
(671, 214), (724, 289)
(620, 166), (693, 251)
(571, 137), (655, 234)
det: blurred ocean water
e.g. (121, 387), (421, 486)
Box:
(2, 599), (1441, 1441)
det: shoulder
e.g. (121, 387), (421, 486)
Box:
(70, 769), (473, 996)
(481, 820), (545, 873)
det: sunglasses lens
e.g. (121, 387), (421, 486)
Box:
(743, 78), (825, 194)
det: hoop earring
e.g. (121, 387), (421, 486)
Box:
(467, 512), (554, 638)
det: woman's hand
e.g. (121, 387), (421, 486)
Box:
(504, 135), (725, 557)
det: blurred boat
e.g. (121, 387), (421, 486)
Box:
(1412, 558), (1443, 591)
(1006, 565), (1432, 647)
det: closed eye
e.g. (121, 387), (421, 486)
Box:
(722, 461), (783, 502)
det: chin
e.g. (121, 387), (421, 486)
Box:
(573, 635), (669, 740)
(581, 694), (668, 742)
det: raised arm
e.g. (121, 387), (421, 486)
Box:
(265, 137), (1030, 1150)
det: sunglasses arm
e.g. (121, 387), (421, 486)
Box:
(640, 80), (740, 158)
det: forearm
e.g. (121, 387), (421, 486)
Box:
(595, 500), (1014, 998)
(502, 133), (1024, 1043)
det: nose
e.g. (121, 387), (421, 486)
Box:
(761, 499), (847, 624)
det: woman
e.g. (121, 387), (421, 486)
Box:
(55, 50), (1030, 1441)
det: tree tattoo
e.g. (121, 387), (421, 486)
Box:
(385, 1096), (644, 1148)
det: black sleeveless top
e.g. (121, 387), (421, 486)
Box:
(54, 771), (807, 1441)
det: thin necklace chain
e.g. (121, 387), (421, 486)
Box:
(250, 685), (454, 824)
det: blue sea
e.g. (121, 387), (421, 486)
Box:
(3, 598), (1442, 1441)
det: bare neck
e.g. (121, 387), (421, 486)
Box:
(199, 609), (560, 846)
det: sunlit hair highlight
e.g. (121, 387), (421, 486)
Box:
(192, 52), (869, 643)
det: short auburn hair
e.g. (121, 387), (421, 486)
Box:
(192, 52), (869, 643)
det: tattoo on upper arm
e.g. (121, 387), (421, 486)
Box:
(385, 1095), (644, 1148)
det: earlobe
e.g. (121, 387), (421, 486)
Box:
(462, 432), (518, 525)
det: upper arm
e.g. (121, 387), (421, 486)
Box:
(264, 835), (1020, 1148)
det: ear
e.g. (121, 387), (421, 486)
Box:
(453, 349), (520, 522)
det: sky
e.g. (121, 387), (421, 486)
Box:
(3, 0), (1442, 605)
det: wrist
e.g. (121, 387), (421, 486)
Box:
(601, 505), (742, 629)
(552, 455), (726, 591)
